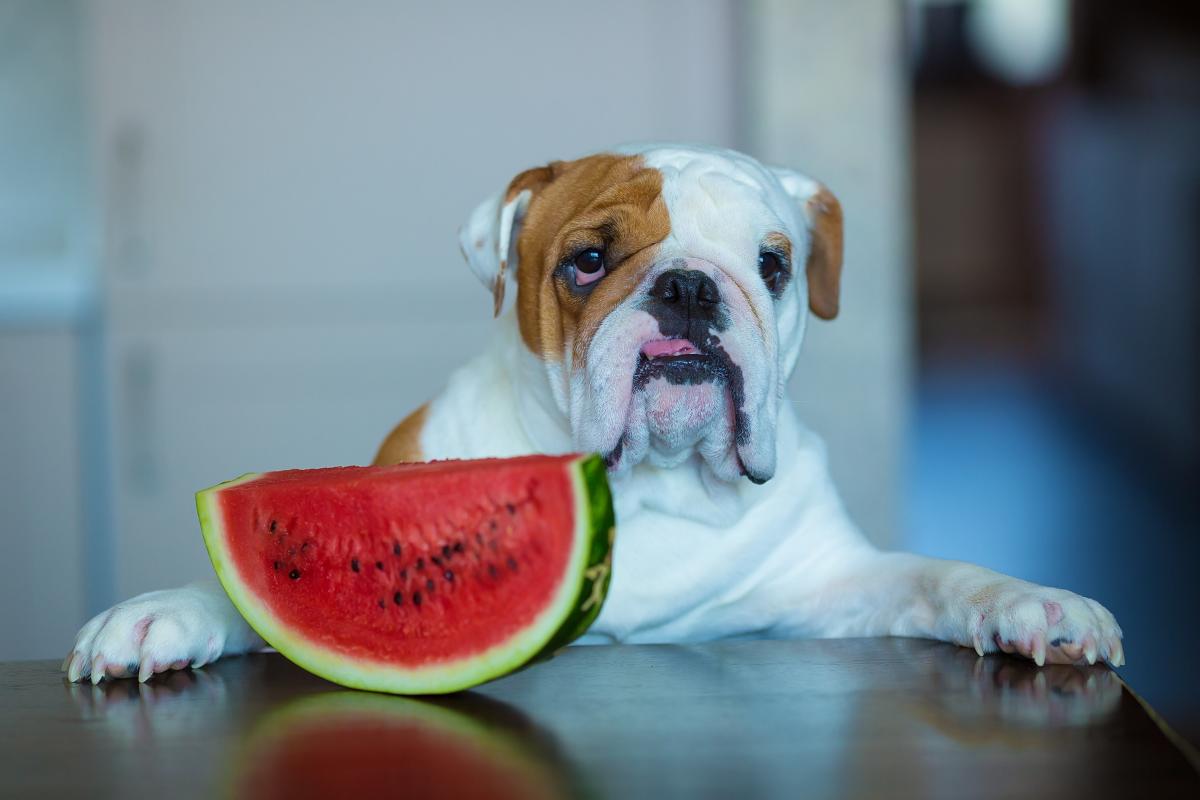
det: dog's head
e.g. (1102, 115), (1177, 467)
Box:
(460, 144), (842, 485)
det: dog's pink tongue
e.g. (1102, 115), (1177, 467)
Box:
(641, 338), (701, 358)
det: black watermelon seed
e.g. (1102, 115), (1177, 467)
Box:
(442, 544), (452, 559)
(488, 564), (499, 578)
(413, 591), (422, 606)
(431, 555), (443, 567)
(273, 560), (281, 571)
(289, 569), (301, 580)
(426, 578), (435, 592)
(378, 599), (385, 609)
(506, 503), (516, 515)
(453, 541), (465, 554)
(375, 561), (384, 571)
(400, 568), (408, 579)
(393, 542), (402, 556)
(444, 570), (454, 582)
(351, 559), (360, 572)
(417, 558), (425, 570)
(393, 592), (403, 605)
(507, 557), (518, 571)
(269, 519), (277, 533)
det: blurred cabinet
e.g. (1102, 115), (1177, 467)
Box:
(0, 0), (91, 659)
(87, 0), (741, 599)
(1043, 98), (1199, 464)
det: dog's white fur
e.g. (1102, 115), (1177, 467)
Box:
(65, 144), (1123, 684)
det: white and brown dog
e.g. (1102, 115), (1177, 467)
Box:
(64, 143), (1123, 684)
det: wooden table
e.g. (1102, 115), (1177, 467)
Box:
(2, 638), (1197, 798)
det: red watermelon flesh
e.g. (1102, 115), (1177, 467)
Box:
(197, 453), (614, 694)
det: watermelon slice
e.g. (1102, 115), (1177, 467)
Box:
(196, 453), (614, 694)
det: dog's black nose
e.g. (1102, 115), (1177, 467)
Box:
(649, 269), (721, 318)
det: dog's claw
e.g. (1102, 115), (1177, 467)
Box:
(972, 635), (985, 657)
(1109, 639), (1125, 667)
(1031, 633), (1046, 667)
(66, 653), (83, 683)
(1083, 636), (1098, 665)
(138, 660), (154, 683)
(90, 657), (104, 685)
(61, 651), (74, 673)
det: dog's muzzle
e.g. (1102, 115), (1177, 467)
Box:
(582, 255), (776, 486)
(633, 265), (732, 386)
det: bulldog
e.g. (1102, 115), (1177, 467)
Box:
(64, 144), (1124, 684)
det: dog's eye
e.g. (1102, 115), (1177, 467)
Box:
(573, 248), (606, 287)
(758, 250), (788, 295)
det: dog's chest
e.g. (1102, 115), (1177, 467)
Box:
(579, 490), (792, 644)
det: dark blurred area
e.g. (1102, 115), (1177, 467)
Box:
(905, 0), (1199, 747)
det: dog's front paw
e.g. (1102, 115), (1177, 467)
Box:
(63, 588), (229, 684)
(965, 582), (1123, 667)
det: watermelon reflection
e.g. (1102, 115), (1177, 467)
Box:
(229, 691), (577, 800)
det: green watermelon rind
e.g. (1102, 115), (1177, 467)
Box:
(196, 454), (615, 695)
(532, 453), (614, 657)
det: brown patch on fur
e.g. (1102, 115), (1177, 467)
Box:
(493, 261), (507, 317)
(373, 403), (429, 465)
(805, 187), (843, 320)
(763, 231), (793, 264)
(505, 154), (669, 361)
(967, 582), (1005, 610)
(505, 164), (559, 203)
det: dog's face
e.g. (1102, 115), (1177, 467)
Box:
(461, 144), (842, 485)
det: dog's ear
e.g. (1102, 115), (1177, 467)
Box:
(459, 163), (560, 317)
(770, 167), (844, 320)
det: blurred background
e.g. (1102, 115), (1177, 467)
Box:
(0, 0), (1195, 744)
